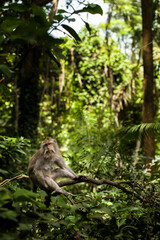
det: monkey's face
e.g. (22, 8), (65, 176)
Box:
(42, 138), (58, 159)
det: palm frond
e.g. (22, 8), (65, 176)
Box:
(120, 122), (160, 136)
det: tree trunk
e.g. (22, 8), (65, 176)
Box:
(17, 0), (59, 141)
(49, 0), (59, 20)
(141, 0), (155, 170)
(13, 76), (19, 136)
(18, 46), (41, 140)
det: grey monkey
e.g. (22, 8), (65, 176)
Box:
(28, 138), (78, 196)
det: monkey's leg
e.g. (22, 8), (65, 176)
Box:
(45, 176), (69, 196)
(51, 168), (76, 180)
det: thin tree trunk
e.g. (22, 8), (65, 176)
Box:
(18, 46), (41, 140)
(49, 0), (59, 20)
(59, 62), (65, 105)
(13, 76), (19, 136)
(133, 137), (141, 168)
(105, 4), (113, 45)
(141, 0), (155, 171)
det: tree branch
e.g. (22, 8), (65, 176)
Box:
(58, 177), (133, 187)
(1, 174), (159, 207)
(0, 174), (29, 187)
(58, 177), (143, 201)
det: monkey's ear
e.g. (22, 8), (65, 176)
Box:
(41, 137), (49, 147)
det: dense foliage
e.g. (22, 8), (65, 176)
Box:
(0, 0), (160, 239)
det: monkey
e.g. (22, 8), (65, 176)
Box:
(28, 138), (79, 196)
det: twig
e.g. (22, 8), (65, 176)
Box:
(0, 77), (4, 83)
(0, 174), (29, 187)
(67, 195), (74, 205)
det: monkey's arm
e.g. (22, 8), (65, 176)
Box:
(56, 157), (77, 178)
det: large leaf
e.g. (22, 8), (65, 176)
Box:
(0, 188), (11, 204)
(1, 18), (21, 31)
(61, 24), (81, 42)
(31, 5), (49, 27)
(14, 188), (45, 209)
(14, 188), (38, 202)
(0, 210), (17, 222)
(75, 4), (103, 16)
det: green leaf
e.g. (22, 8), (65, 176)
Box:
(84, 21), (92, 33)
(1, 18), (21, 31)
(4, 3), (28, 12)
(46, 50), (61, 67)
(75, 4), (103, 16)
(0, 209), (17, 221)
(0, 188), (11, 204)
(0, 65), (13, 77)
(54, 14), (63, 22)
(31, 5), (48, 27)
(57, 9), (68, 14)
(67, 18), (76, 22)
(0, 144), (7, 149)
(61, 24), (81, 42)
(0, 169), (8, 175)
(15, 149), (26, 155)
(14, 188), (46, 209)
(14, 188), (38, 202)
(18, 223), (32, 231)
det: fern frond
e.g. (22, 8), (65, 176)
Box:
(121, 122), (159, 136)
